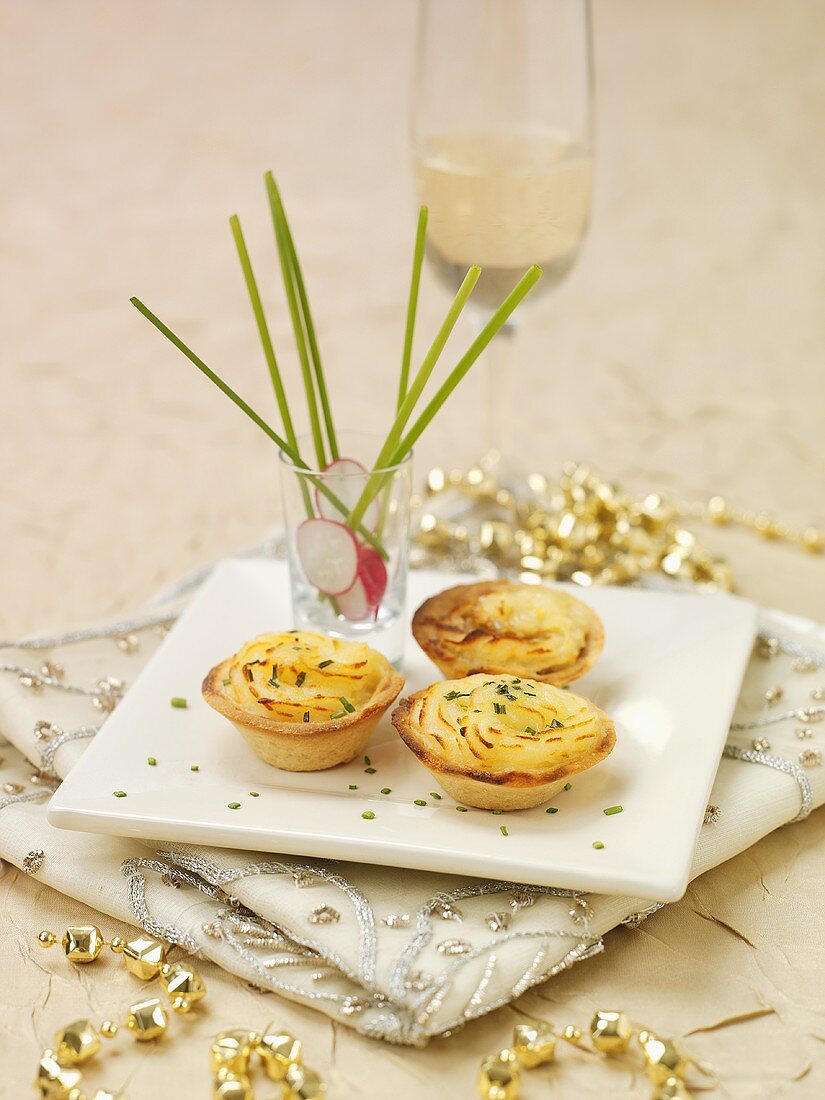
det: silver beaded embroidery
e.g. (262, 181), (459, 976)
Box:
(22, 849), (45, 875)
(437, 939), (473, 956)
(798, 749), (822, 768)
(485, 911), (512, 932)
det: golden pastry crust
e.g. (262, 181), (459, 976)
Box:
(392, 673), (615, 810)
(202, 631), (404, 771)
(412, 580), (604, 686)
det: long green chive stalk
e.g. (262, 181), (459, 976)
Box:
(347, 264), (543, 528)
(265, 173), (327, 469)
(229, 215), (297, 450)
(230, 214), (312, 515)
(129, 296), (386, 558)
(279, 193), (339, 462)
(396, 206), (428, 412)
(369, 264), (480, 481)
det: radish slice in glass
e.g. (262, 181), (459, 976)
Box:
(336, 576), (373, 621)
(315, 457), (379, 530)
(296, 518), (358, 596)
(357, 545), (388, 608)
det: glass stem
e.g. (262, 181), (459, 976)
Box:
(478, 317), (517, 463)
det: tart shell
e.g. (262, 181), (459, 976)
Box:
(391, 690), (616, 811)
(412, 580), (605, 686)
(202, 656), (404, 772)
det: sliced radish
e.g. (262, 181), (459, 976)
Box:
(336, 576), (372, 621)
(315, 457), (379, 530)
(357, 545), (388, 608)
(296, 518), (358, 596)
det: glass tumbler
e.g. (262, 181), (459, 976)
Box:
(278, 430), (412, 666)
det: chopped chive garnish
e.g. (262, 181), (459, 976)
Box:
(268, 665), (278, 686)
(318, 659), (333, 669)
(348, 784), (358, 790)
(228, 802), (241, 810)
(331, 710), (346, 720)
(603, 805), (624, 816)
(364, 767), (377, 774)
(524, 726), (536, 735)
(302, 711), (310, 723)
(340, 697), (355, 713)
(190, 764), (199, 772)
(549, 719), (563, 729)
(414, 799), (427, 806)
(546, 807), (559, 814)
(296, 671), (306, 687)
(147, 757), (157, 766)
(491, 809), (503, 815)
(222, 677), (231, 686)
(500, 825), (509, 836)
(361, 811), (375, 820)
(113, 790), (127, 798)
(364, 755), (371, 765)
(493, 702), (506, 715)
(564, 783), (573, 791)
(171, 697), (187, 708)
(380, 787), (392, 795)
(592, 841), (605, 849)
(456, 806), (469, 812)
(444, 690), (470, 700)
(250, 791), (260, 797)
(429, 792), (442, 800)
(243, 665), (254, 682)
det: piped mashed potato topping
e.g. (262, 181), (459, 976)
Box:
(411, 673), (605, 775)
(224, 631), (384, 724)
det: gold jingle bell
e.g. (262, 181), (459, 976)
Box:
(477, 1049), (519, 1100)
(590, 1009), (633, 1054)
(54, 1018), (101, 1065)
(62, 925), (105, 964)
(213, 1072), (254, 1100)
(512, 1021), (557, 1067)
(159, 961), (206, 1013)
(36, 1049), (82, 1099)
(210, 1030), (259, 1076)
(639, 1031), (690, 1085)
(122, 935), (166, 981)
(125, 997), (168, 1041)
(257, 1026), (303, 1080)
(651, 1076), (693, 1100)
(284, 1062), (328, 1099)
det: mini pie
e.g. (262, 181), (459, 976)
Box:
(412, 580), (604, 686)
(392, 673), (615, 810)
(202, 631), (404, 771)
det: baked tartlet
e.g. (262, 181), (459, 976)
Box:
(392, 673), (615, 810)
(412, 580), (604, 686)
(202, 631), (404, 771)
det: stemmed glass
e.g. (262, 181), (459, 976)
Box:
(411, 0), (594, 465)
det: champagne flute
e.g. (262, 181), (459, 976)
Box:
(411, 0), (594, 465)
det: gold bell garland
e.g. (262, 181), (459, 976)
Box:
(477, 1011), (695, 1099)
(35, 1018), (324, 1099)
(413, 458), (823, 590)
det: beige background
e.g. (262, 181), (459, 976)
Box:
(1, 1), (824, 1096)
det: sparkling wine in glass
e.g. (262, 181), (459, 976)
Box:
(412, 0), (594, 462)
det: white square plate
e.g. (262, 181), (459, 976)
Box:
(48, 560), (757, 901)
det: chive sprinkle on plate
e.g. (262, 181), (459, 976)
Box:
(414, 799), (427, 806)
(364, 767), (376, 774)
(592, 840), (605, 850)
(171, 696), (188, 709)
(546, 806), (559, 814)
(603, 805), (623, 816)
(113, 790), (127, 798)
(228, 802), (241, 810)
(381, 788), (392, 795)
(190, 764), (199, 772)
(563, 782), (573, 791)
(500, 825), (509, 836)
(147, 756), (157, 766)
(361, 811), (375, 820)
(348, 784), (358, 790)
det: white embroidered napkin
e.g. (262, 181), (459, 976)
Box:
(0, 553), (822, 1045)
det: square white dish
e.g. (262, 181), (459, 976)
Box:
(48, 559), (757, 902)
